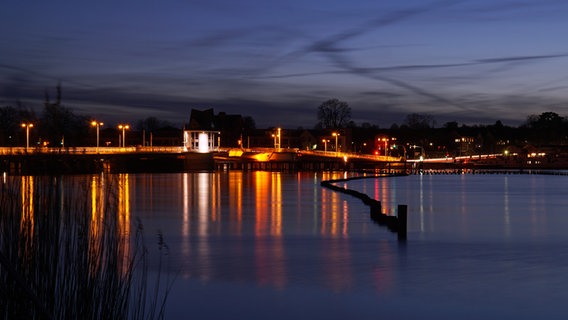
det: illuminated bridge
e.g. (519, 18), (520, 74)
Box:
(2, 146), (540, 175)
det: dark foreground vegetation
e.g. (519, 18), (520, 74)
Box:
(0, 176), (172, 319)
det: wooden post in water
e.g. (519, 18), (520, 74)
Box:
(397, 204), (407, 240)
(370, 200), (382, 220)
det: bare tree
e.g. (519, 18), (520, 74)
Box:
(403, 113), (436, 129)
(317, 98), (351, 129)
(40, 84), (88, 147)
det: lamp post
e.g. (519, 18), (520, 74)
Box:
(277, 127), (281, 150)
(91, 121), (104, 152)
(332, 132), (340, 156)
(272, 133), (277, 150)
(272, 128), (281, 150)
(322, 139), (328, 153)
(118, 124), (130, 148)
(380, 138), (388, 157)
(21, 123), (33, 152)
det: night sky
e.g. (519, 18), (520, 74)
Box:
(2, 0), (568, 128)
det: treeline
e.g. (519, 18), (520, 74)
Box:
(349, 112), (568, 157)
(2, 88), (567, 152)
(0, 86), (177, 148)
(317, 99), (568, 156)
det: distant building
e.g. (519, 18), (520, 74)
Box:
(184, 108), (221, 152)
(185, 108), (249, 152)
(454, 136), (475, 156)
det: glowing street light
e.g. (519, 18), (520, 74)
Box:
(272, 127), (282, 150)
(380, 138), (388, 156)
(118, 124), (130, 148)
(91, 121), (104, 152)
(272, 133), (277, 149)
(332, 132), (340, 156)
(21, 123), (33, 151)
(322, 139), (329, 153)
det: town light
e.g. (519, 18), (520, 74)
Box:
(21, 123), (33, 151)
(118, 124), (130, 148)
(379, 137), (389, 156)
(272, 128), (281, 150)
(91, 121), (104, 152)
(332, 132), (340, 156)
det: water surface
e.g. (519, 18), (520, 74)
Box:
(108, 172), (568, 318)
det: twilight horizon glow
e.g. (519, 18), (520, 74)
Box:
(1, 0), (568, 128)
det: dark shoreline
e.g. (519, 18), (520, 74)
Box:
(2, 151), (568, 175)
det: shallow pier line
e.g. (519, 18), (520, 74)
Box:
(320, 173), (407, 241)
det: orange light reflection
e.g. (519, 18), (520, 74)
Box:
(20, 176), (34, 258)
(253, 171), (286, 288)
(117, 173), (131, 275)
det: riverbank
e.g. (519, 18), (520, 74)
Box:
(0, 151), (406, 175)
(3, 150), (568, 175)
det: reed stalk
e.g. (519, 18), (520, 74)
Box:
(0, 175), (173, 320)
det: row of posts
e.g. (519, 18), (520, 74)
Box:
(320, 178), (407, 241)
(369, 200), (407, 241)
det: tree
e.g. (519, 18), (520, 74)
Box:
(40, 84), (88, 147)
(443, 121), (459, 129)
(316, 98), (351, 129)
(524, 111), (567, 145)
(403, 113), (436, 129)
(0, 104), (36, 146)
(136, 116), (171, 132)
(525, 111), (565, 130)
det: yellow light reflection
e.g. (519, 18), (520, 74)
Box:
(117, 173), (131, 275)
(228, 171), (243, 233)
(89, 174), (105, 273)
(20, 176), (34, 258)
(255, 171), (270, 235)
(254, 171), (283, 236)
(253, 171), (286, 288)
(320, 186), (349, 237)
(271, 172), (282, 236)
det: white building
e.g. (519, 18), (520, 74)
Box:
(183, 130), (220, 153)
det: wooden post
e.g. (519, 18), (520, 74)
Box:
(397, 204), (407, 240)
(370, 200), (382, 220)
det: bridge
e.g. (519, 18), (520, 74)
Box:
(2, 146), (552, 174)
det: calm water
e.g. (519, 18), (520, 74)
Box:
(121, 171), (568, 319)
(76, 172), (568, 318)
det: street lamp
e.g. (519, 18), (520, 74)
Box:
(332, 132), (340, 156)
(118, 124), (130, 148)
(21, 123), (33, 151)
(380, 138), (388, 156)
(91, 121), (104, 152)
(272, 133), (277, 149)
(322, 139), (329, 153)
(271, 128), (282, 150)
(277, 127), (281, 150)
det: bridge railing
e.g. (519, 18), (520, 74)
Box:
(0, 146), (186, 155)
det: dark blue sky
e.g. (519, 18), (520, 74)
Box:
(2, 0), (568, 128)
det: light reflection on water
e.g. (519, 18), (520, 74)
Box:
(17, 172), (568, 319)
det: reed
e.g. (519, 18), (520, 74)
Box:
(0, 175), (173, 320)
